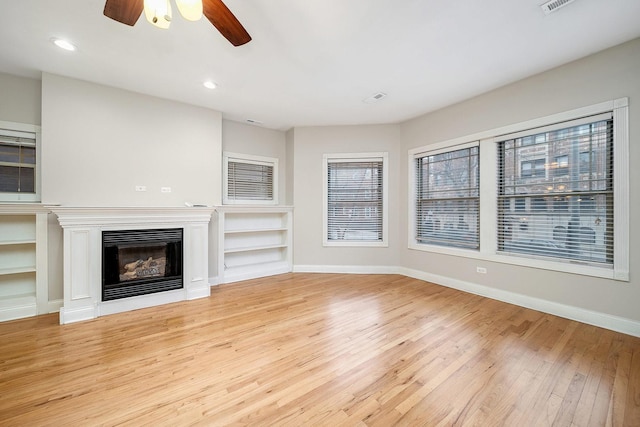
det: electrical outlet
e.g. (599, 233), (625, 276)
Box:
(161, 187), (172, 193)
(476, 266), (487, 274)
(135, 185), (147, 192)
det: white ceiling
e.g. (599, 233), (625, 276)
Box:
(1, 0), (639, 131)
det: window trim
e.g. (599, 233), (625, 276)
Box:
(223, 152), (279, 205)
(0, 120), (41, 202)
(323, 152), (389, 247)
(408, 98), (629, 281)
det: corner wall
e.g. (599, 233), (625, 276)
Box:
(399, 37), (640, 325)
(291, 124), (402, 269)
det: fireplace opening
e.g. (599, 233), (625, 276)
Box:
(102, 228), (183, 301)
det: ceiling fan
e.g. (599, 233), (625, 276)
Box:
(103, 0), (251, 46)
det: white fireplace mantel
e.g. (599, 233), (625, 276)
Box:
(49, 206), (215, 324)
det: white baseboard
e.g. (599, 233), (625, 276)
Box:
(293, 264), (400, 275)
(48, 299), (63, 314)
(293, 264), (640, 338)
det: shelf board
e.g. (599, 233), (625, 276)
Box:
(0, 266), (37, 276)
(224, 243), (288, 254)
(223, 260), (290, 274)
(0, 292), (36, 302)
(0, 239), (36, 246)
(224, 227), (288, 234)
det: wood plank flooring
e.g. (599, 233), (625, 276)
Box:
(1, 273), (639, 426)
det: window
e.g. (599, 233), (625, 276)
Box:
(553, 155), (569, 176)
(408, 98), (629, 281)
(498, 113), (613, 265)
(520, 158), (546, 178)
(0, 121), (40, 202)
(414, 144), (479, 249)
(223, 152), (278, 204)
(323, 153), (388, 246)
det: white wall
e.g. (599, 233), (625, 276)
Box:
(41, 73), (222, 207)
(399, 37), (640, 324)
(0, 72), (41, 125)
(285, 129), (295, 206)
(221, 119), (287, 205)
(40, 73), (223, 300)
(291, 124), (401, 268)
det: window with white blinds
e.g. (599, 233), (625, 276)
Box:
(414, 144), (479, 249)
(224, 153), (278, 204)
(497, 113), (614, 266)
(0, 123), (39, 202)
(324, 153), (388, 246)
(408, 98), (628, 281)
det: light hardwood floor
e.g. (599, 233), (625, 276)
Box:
(1, 273), (639, 426)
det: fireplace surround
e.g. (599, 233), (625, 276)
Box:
(50, 207), (214, 324)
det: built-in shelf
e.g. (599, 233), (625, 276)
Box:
(217, 206), (293, 284)
(224, 243), (288, 254)
(0, 266), (37, 276)
(0, 204), (49, 322)
(0, 240), (36, 246)
(224, 227), (288, 234)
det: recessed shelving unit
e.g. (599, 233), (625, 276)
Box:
(0, 205), (49, 321)
(217, 206), (293, 283)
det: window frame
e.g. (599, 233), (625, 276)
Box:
(223, 152), (278, 205)
(408, 98), (629, 281)
(0, 120), (41, 202)
(323, 152), (389, 247)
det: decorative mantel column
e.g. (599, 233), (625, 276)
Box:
(49, 206), (214, 324)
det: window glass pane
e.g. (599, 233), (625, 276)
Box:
(498, 118), (613, 265)
(0, 166), (19, 192)
(0, 140), (36, 194)
(327, 160), (383, 242)
(416, 146), (479, 249)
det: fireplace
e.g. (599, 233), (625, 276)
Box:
(51, 206), (213, 324)
(102, 228), (183, 301)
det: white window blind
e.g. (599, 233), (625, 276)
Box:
(497, 113), (614, 266)
(227, 160), (273, 201)
(224, 152), (278, 205)
(327, 158), (383, 242)
(0, 129), (36, 194)
(415, 145), (479, 249)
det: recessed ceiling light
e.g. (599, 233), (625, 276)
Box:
(203, 81), (217, 89)
(51, 37), (77, 51)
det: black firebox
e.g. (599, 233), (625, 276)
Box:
(102, 228), (183, 301)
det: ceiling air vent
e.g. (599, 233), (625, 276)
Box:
(541, 0), (576, 15)
(363, 92), (387, 104)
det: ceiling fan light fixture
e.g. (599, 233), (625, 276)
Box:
(144, 0), (172, 29)
(176, 0), (203, 21)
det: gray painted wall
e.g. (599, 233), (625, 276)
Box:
(399, 37), (640, 322)
(291, 124), (402, 268)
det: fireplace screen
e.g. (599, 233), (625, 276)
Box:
(102, 228), (183, 301)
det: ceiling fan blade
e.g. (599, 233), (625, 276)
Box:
(104, 0), (144, 26)
(202, 0), (251, 46)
